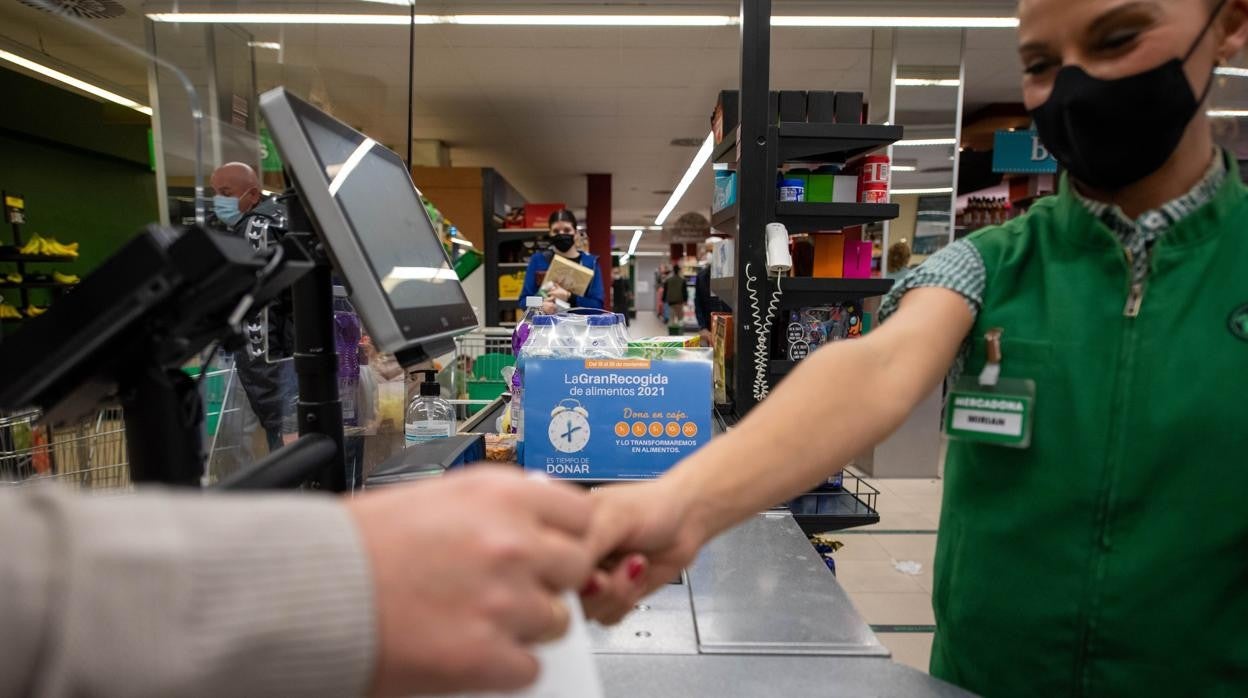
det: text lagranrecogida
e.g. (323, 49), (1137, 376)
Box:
(564, 372), (670, 387)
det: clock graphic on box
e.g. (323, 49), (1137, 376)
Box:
(548, 399), (592, 454)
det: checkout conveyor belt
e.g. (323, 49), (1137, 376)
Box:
(451, 397), (967, 695)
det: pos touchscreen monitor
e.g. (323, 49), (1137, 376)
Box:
(259, 88), (476, 361)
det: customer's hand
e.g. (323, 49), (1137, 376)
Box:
(548, 284), (572, 302)
(581, 480), (708, 624)
(347, 468), (596, 697)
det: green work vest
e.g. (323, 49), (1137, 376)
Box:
(931, 164), (1248, 697)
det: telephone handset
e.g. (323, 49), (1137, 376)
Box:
(747, 223), (790, 401)
(765, 222), (792, 274)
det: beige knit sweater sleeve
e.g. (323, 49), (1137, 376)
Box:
(0, 485), (376, 698)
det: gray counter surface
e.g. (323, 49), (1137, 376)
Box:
(460, 398), (967, 695)
(591, 513), (970, 697)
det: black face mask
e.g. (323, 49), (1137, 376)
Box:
(1030, 0), (1227, 192)
(551, 234), (576, 253)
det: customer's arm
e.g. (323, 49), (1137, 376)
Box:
(0, 485), (374, 698)
(0, 468), (595, 698)
(584, 287), (972, 622)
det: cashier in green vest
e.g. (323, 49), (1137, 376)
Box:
(581, 1), (1248, 696)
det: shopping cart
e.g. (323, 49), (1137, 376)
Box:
(0, 407), (130, 489)
(448, 328), (515, 419)
(0, 358), (260, 490)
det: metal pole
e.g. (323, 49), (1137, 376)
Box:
(732, 0), (772, 415)
(406, 1), (416, 167)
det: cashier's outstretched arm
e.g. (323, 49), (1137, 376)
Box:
(583, 287), (972, 622)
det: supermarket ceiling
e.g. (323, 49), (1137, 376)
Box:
(0, 0), (1026, 235)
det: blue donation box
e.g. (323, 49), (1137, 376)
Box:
(523, 357), (713, 480)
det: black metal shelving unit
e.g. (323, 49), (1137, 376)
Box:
(1, 194), (77, 337)
(712, 0), (907, 532)
(478, 171), (531, 326)
(721, 27), (903, 415)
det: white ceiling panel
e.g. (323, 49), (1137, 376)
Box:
(0, 0), (1031, 229)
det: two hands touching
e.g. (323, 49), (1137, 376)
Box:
(345, 467), (706, 698)
(542, 283), (573, 314)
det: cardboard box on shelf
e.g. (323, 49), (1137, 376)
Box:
(842, 240), (873, 279)
(524, 203), (567, 229)
(813, 234), (846, 278)
(522, 355), (712, 480)
(807, 91), (837, 123)
(711, 313), (734, 405)
(499, 271), (525, 299)
(779, 91), (807, 122)
(713, 90), (740, 144)
(834, 92), (864, 124)
(833, 175), (860, 203)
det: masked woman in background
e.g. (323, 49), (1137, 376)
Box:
(520, 209), (605, 314)
(584, 1), (1248, 696)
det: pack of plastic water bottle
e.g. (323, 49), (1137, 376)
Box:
(512, 309), (630, 462)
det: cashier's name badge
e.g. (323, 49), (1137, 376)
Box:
(944, 328), (1035, 449)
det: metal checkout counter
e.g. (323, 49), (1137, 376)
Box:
(427, 401), (974, 697)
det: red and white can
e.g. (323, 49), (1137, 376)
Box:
(858, 154), (890, 204)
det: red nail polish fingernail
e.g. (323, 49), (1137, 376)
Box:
(581, 578), (600, 596)
(627, 558), (646, 581)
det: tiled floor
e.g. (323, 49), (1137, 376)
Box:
(627, 310), (670, 339)
(833, 475), (944, 674)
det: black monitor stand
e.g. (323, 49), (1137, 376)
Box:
(280, 194), (346, 492)
(115, 193), (347, 492)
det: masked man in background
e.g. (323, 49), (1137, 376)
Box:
(210, 162), (298, 453)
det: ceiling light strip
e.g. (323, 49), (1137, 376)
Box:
(1214, 66), (1248, 78)
(1208, 109), (1248, 118)
(894, 138), (958, 147)
(148, 13), (415, 25)
(892, 187), (954, 195)
(895, 78), (961, 87)
(656, 133), (715, 226)
(772, 16), (1018, 28)
(450, 15), (736, 26)
(626, 229), (644, 256)
(147, 13), (1018, 29)
(0, 49), (152, 116)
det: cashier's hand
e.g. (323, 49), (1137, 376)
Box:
(581, 480), (707, 625)
(346, 468), (597, 697)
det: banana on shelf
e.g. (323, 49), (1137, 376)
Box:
(18, 234), (80, 258)
(4, 272), (21, 284)
(0, 303), (22, 320)
(24, 305), (48, 318)
(52, 271), (80, 285)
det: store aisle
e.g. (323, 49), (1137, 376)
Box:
(834, 475), (943, 674)
(627, 311), (669, 339)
